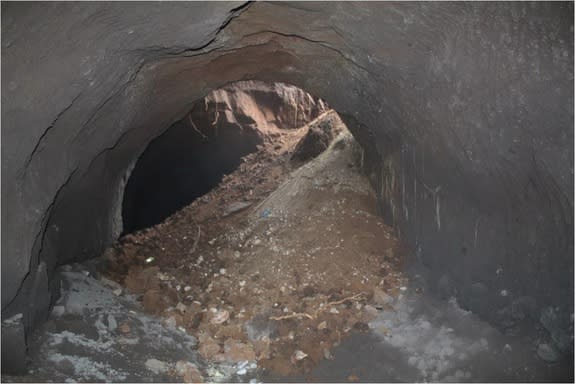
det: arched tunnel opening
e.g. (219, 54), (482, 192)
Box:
(1, 2), (573, 383)
(121, 80), (330, 235)
(121, 91), (261, 234)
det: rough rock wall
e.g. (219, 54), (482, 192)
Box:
(198, 80), (328, 132)
(1, 1), (573, 368)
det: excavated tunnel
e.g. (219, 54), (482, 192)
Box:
(1, 2), (573, 381)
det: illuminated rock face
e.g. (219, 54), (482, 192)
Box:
(1, 2), (572, 369)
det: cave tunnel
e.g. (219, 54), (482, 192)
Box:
(121, 80), (327, 234)
(1, 2), (573, 382)
(121, 95), (259, 234)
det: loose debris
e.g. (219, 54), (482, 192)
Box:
(103, 111), (407, 377)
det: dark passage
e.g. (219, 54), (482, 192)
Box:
(121, 111), (262, 233)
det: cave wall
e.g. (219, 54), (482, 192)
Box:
(1, 1), (573, 367)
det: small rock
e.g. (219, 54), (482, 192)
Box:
(223, 339), (256, 362)
(219, 268), (226, 275)
(184, 286), (192, 292)
(372, 287), (393, 306)
(198, 335), (221, 360)
(364, 305), (379, 318)
(3, 313), (23, 325)
(317, 321), (327, 330)
(537, 343), (560, 362)
(113, 288), (122, 296)
(323, 348), (334, 360)
(176, 302), (188, 314)
(329, 307), (340, 314)
(51, 305), (66, 317)
(163, 316), (177, 329)
(223, 201), (252, 217)
(107, 314), (117, 332)
(176, 361), (203, 383)
(209, 309), (230, 325)
(145, 359), (168, 375)
(119, 323), (131, 334)
(292, 350), (308, 362)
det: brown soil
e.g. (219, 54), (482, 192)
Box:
(102, 110), (407, 378)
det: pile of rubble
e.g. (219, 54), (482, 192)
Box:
(103, 111), (407, 380)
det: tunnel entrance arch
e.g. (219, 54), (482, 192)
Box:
(121, 80), (329, 234)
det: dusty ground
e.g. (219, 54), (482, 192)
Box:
(4, 111), (570, 383)
(103, 110), (408, 380)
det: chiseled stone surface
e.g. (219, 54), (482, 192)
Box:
(1, 1), (572, 373)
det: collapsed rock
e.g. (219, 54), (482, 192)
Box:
(291, 112), (341, 162)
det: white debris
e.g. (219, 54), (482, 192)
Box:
(293, 350), (308, 360)
(209, 309), (230, 324)
(52, 306), (66, 317)
(49, 353), (126, 381)
(145, 257), (154, 264)
(3, 313), (23, 324)
(107, 315), (117, 332)
(145, 359), (168, 375)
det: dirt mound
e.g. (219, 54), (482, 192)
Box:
(103, 112), (406, 378)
